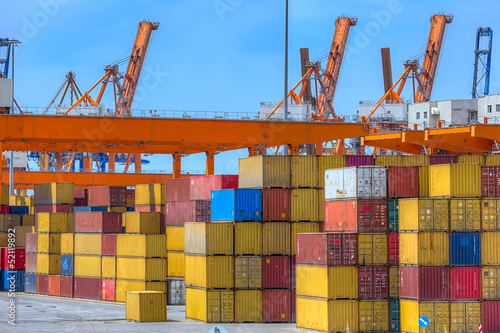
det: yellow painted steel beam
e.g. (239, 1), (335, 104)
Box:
(471, 124), (500, 141)
(425, 128), (494, 152)
(402, 131), (487, 154)
(361, 133), (423, 155)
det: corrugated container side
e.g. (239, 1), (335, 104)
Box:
(296, 297), (359, 333)
(430, 163), (482, 198)
(190, 174), (239, 200)
(450, 267), (481, 300)
(482, 232), (500, 265)
(235, 290), (262, 323)
(74, 233), (102, 255)
(48, 275), (60, 296)
(167, 251), (184, 278)
(238, 156), (290, 189)
(186, 288), (234, 323)
(60, 233), (74, 254)
(358, 300), (389, 332)
(291, 222), (320, 256)
(36, 274), (48, 295)
(73, 277), (101, 300)
(482, 198), (500, 231)
(296, 233), (357, 266)
(115, 280), (167, 303)
(34, 183), (74, 205)
(262, 256), (291, 289)
(165, 200), (211, 225)
(400, 300), (450, 333)
(400, 266), (450, 300)
(165, 178), (191, 201)
(399, 198), (450, 232)
(124, 212), (161, 234)
(450, 232), (481, 266)
(482, 267), (500, 299)
(291, 156), (319, 188)
(60, 276), (74, 298)
(166, 226), (185, 251)
(375, 155), (402, 166)
(88, 186), (127, 207)
(483, 301), (500, 332)
(485, 155), (500, 165)
(389, 267), (399, 298)
(318, 189), (325, 222)
(430, 155), (458, 165)
(26, 253), (37, 273)
(325, 199), (387, 233)
(388, 233), (399, 265)
(210, 189), (262, 222)
(37, 212), (69, 233)
(450, 198), (481, 231)
(358, 233), (388, 265)
(458, 155), (485, 165)
(325, 166), (387, 200)
(116, 234), (167, 258)
(262, 188), (290, 221)
(346, 155), (373, 167)
(481, 166), (500, 197)
(116, 257), (167, 281)
(262, 290), (292, 323)
(318, 155), (346, 188)
(60, 254), (74, 276)
(25, 273), (37, 294)
(135, 184), (165, 206)
(75, 212), (122, 233)
(184, 222), (234, 256)
(389, 299), (400, 332)
(74, 255), (101, 278)
(102, 279), (116, 301)
(101, 256), (116, 279)
(400, 232), (450, 266)
(37, 233), (62, 254)
(263, 222), (291, 255)
(167, 279), (186, 305)
(388, 166), (419, 198)
(235, 222), (262, 255)
(402, 155), (430, 166)
(184, 255), (234, 289)
(102, 234), (117, 256)
(125, 291), (167, 323)
(450, 301), (481, 333)
(291, 189), (319, 222)
(358, 266), (389, 299)
(25, 233), (38, 253)
(234, 256), (262, 289)
(419, 166), (430, 198)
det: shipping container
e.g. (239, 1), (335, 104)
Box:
(126, 291), (167, 322)
(388, 166), (419, 198)
(167, 279), (186, 305)
(117, 257), (166, 281)
(190, 174), (239, 199)
(73, 206), (107, 213)
(400, 232), (450, 266)
(74, 233), (101, 255)
(430, 155), (458, 165)
(73, 277), (101, 300)
(75, 212), (122, 233)
(235, 222), (262, 255)
(296, 297), (358, 333)
(239, 156), (290, 189)
(262, 188), (290, 221)
(375, 155), (402, 166)
(450, 301), (481, 333)
(419, 166), (430, 198)
(0, 214), (21, 232)
(450, 267), (481, 300)
(483, 301), (500, 333)
(262, 256), (291, 289)
(481, 166), (500, 197)
(115, 280), (167, 303)
(184, 222), (233, 255)
(135, 184), (165, 206)
(116, 234), (166, 258)
(22, 214), (35, 227)
(165, 200), (211, 225)
(291, 222), (320, 255)
(37, 233), (61, 254)
(1, 247), (25, 270)
(263, 289), (292, 323)
(34, 183), (74, 205)
(14, 225), (33, 247)
(165, 178), (191, 201)
(26, 253), (37, 273)
(430, 164), (481, 198)
(235, 256), (262, 289)
(60, 276), (73, 298)
(389, 267), (399, 298)
(482, 198), (500, 230)
(102, 279), (115, 301)
(318, 155), (346, 188)
(107, 206), (127, 213)
(74, 188), (88, 206)
(482, 232), (500, 265)
(318, 189), (325, 223)
(400, 266), (450, 300)
(325, 199), (387, 233)
(358, 300), (389, 332)
(400, 300), (450, 333)
(449, 198), (481, 231)
(185, 255), (234, 289)
(167, 251), (184, 278)
(88, 186), (126, 207)
(291, 188), (319, 222)
(358, 266), (389, 299)
(388, 233), (399, 265)
(389, 200), (398, 232)
(60, 254), (74, 276)
(211, 189), (262, 222)
(291, 156), (319, 188)
(358, 233), (388, 265)
(166, 226), (184, 251)
(485, 155), (500, 165)
(74, 255), (101, 278)
(389, 299), (400, 332)
(458, 155), (485, 165)
(296, 265), (358, 299)
(0, 233), (6, 247)
(123, 212), (161, 234)
(403, 155), (430, 166)
(186, 288), (234, 323)
(346, 155), (374, 167)
(47, 274), (60, 296)
(25, 273), (36, 294)
(450, 232), (481, 266)
(37, 212), (68, 233)
(36, 274), (48, 295)
(101, 256), (116, 279)
(398, 198), (450, 231)
(482, 267), (500, 299)
(9, 206), (28, 214)
(37, 253), (61, 275)
(325, 166), (387, 200)
(263, 222), (291, 255)
(60, 233), (74, 254)
(102, 234), (117, 256)
(0, 270), (25, 292)
(234, 290), (262, 323)
(296, 233), (357, 266)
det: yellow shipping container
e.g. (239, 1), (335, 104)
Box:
(318, 155), (346, 187)
(235, 290), (262, 323)
(186, 288), (234, 323)
(37, 233), (61, 254)
(235, 222), (262, 255)
(291, 188), (319, 222)
(74, 233), (102, 255)
(107, 206), (127, 213)
(124, 212), (161, 234)
(402, 155), (430, 166)
(67, 213), (75, 233)
(482, 232), (500, 265)
(399, 198), (449, 231)
(0, 233), (7, 247)
(74, 255), (101, 278)
(135, 184), (165, 206)
(126, 291), (167, 323)
(116, 234), (166, 258)
(234, 256), (262, 289)
(291, 156), (319, 188)
(13, 226), (34, 247)
(22, 214), (35, 227)
(37, 253), (60, 274)
(116, 280), (167, 303)
(458, 155), (485, 165)
(389, 266), (400, 298)
(358, 233), (388, 265)
(117, 257), (167, 281)
(318, 189), (325, 222)
(482, 267), (500, 299)
(166, 226), (184, 251)
(296, 265), (358, 299)
(419, 166), (430, 198)
(485, 154), (500, 165)
(482, 198), (500, 230)
(374, 155), (402, 166)
(0, 215), (21, 231)
(184, 222), (233, 255)
(263, 222), (291, 255)
(60, 233), (74, 254)
(291, 222), (320, 255)
(296, 297), (358, 333)
(1, 185), (9, 205)
(450, 301), (481, 333)
(400, 232), (449, 266)
(185, 255), (234, 289)
(102, 256), (116, 279)
(37, 213), (69, 233)
(238, 156), (291, 188)
(34, 182), (74, 205)
(167, 251), (184, 278)
(450, 198), (481, 231)
(359, 300), (389, 332)
(401, 300), (450, 333)
(430, 164), (481, 198)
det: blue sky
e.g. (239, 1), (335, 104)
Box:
(2, 0), (500, 174)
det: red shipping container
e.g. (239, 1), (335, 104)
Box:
(102, 234), (117, 256)
(291, 256), (296, 290)
(48, 275), (61, 296)
(346, 155), (374, 167)
(37, 274), (48, 295)
(263, 290), (292, 323)
(165, 200), (211, 226)
(450, 267), (481, 300)
(160, 213), (165, 234)
(102, 279), (116, 301)
(263, 256), (291, 289)
(74, 189), (88, 206)
(1, 247), (25, 270)
(165, 179), (191, 201)
(482, 301), (500, 333)
(0, 206), (9, 214)
(189, 175), (238, 200)
(26, 233), (38, 253)
(388, 166), (419, 198)
(430, 155), (458, 165)
(88, 186), (127, 207)
(135, 205), (163, 212)
(388, 233), (399, 265)
(74, 277), (101, 300)
(400, 266), (449, 300)
(26, 253), (37, 273)
(34, 204), (74, 230)
(358, 266), (389, 299)
(263, 189), (291, 222)
(325, 200), (387, 233)
(481, 166), (500, 197)
(60, 276), (74, 298)
(291, 290), (296, 323)
(75, 212), (122, 233)
(297, 233), (357, 266)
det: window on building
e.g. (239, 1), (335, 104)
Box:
(488, 105), (492, 113)
(424, 112), (428, 119)
(496, 104), (500, 112)
(387, 110), (391, 114)
(416, 112), (420, 120)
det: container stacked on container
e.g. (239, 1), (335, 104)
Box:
(33, 183), (74, 232)
(135, 184), (165, 213)
(24, 232), (37, 293)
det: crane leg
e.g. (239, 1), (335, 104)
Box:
(205, 151), (215, 176)
(109, 153), (115, 172)
(135, 153), (141, 173)
(172, 153), (181, 179)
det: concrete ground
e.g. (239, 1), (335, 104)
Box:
(0, 293), (302, 333)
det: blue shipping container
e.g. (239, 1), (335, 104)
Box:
(60, 255), (74, 276)
(1, 270), (25, 292)
(73, 206), (107, 213)
(211, 189), (262, 222)
(9, 206), (29, 215)
(25, 273), (36, 293)
(126, 207), (135, 212)
(450, 232), (481, 266)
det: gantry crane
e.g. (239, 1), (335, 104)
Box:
(472, 27), (493, 98)
(0, 38), (11, 79)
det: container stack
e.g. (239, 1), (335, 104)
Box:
(126, 188), (135, 211)
(25, 233), (37, 293)
(33, 183), (74, 232)
(135, 184), (165, 213)
(0, 246), (26, 292)
(73, 188), (88, 207)
(88, 186), (127, 213)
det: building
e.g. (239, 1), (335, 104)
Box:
(408, 99), (478, 130)
(358, 101), (409, 122)
(478, 93), (500, 124)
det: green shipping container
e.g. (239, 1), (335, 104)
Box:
(389, 299), (400, 332)
(388, 199), (398, 232)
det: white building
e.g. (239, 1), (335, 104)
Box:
(478, 94), (500, 124)
(408, 99), (478, 130)
(358, 102), (408, 122)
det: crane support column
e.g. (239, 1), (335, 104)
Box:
(205, 151), (215, 176)
(381, 47), (393, 103)
(248, 148), (258, 157)
(287, 145), (299, 155)
(172, 153), (181, 179)
(108, 153), (115, 172)
(135, 153), (141, 173)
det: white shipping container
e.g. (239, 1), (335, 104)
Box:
(325, 166), (387, 200)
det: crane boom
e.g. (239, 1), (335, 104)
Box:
(0, 38), (11, 78)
